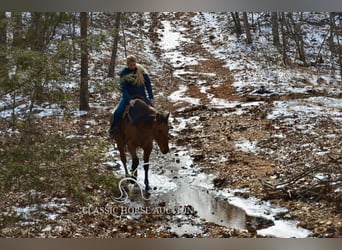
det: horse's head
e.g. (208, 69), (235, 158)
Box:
(154, 112), (170, 154)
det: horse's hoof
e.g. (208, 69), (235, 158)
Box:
(143, 191), (151, 199)
(145, 185), (151, 191)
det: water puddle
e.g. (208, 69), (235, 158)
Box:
(160, 182), (274, 232)
(107, 146), (311, 238)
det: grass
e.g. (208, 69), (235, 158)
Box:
(0, 123), (118, 205)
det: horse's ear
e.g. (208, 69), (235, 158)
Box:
(156, 112), (169, 122)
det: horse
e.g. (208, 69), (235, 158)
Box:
(112, 98), (170, 191)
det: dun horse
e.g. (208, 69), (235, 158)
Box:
(112, 98), (170, 191)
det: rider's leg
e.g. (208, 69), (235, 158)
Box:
(109, 98), (127, 136)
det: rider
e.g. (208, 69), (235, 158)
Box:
(108, 55), (155, 137)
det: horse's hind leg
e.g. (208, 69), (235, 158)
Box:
(115, 136), (129, 176)
(143, 145), (153, 191)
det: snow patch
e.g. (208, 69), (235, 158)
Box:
(235, 138), (259, 153)
(257, 220), (312, 238)
(169, 85), (201, 106)
(267, 97), (342, 122)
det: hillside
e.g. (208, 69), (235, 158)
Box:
(0, 12), (341, 238)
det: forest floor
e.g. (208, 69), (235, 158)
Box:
(107, 12), (342, 238)
(141, 12), (341, 237)
(0, 12), (341, 238)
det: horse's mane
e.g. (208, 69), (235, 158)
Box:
(127, 98), (156, 126)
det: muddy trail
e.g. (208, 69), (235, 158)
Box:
(102, 13), (341, 238)
(110, 12), (342, 237)
(1, 13), (340, 238)
(106, 141), (309, 238)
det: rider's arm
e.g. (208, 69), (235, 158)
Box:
(144, 74), (154, 100)
(120, 80), (132, 103)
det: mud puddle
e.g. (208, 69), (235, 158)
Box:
(107, 146), (311, 238)
(148, 153), (270, 233)
(159, 180), (275, 233)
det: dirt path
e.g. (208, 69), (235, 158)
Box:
(73, 12), (340, 238)
(143, 13), (341, 237)
(156, 13), (276, 194)
(1, 12), (340, 238)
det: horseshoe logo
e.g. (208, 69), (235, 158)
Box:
(113, 177), (151, 202)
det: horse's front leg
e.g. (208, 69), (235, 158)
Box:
(143, 145), (153, 191)
(115, 136), (129, 176)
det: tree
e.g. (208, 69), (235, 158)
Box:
(12, 12), (25, 49)
(28, 13), (44, 51)
(25, 13), (64, 104)
(242, 12), (252, 44)
(271, 12), (280, 48)
(329, 13), (342, 80)
(279, 13), (288, 65)
(107, 12), (122, 78)
(231, 12), (242, 36)
(79, 12), (90, 111)
(287, 12), (307, 66)
(27, 13), (62, 52)
(0, 12), (8, 87)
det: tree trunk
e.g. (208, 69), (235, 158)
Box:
(0, 12), (8, 87)
(243, 12), (252, 44)
(107, 12), (122, 78)
(231, 12), (242, 36)
(26, 13), (61, 104)
(289, 13), (307, 65)
(280, 13), (288, 65)
(0, 12), (6, 44)
(27, 13), (46, 104)
(329, 13), (342, 80)
(284, 12), (307, 66)
(12, 12), (25, 48)
(28, 13), (44, 51)
(79, 12), (90, 111)
(72, 13), (78, 60)
(271, 12), (280, 48)
(121, 15), (127, 58)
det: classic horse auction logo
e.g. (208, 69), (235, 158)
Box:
(113, 177), (151, 202)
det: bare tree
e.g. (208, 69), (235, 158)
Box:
(279, 13), (288, 65)
(329, 13), (342, 79)
(79, 12), (89, 111)
(121, 14), (128, 58)
(288, 12), (307, 66)
(28, 13), (44, 51)
(281, 13), (307, 66)
(271, 12), (280, 48)
(0, 12), (8, 86)
(243, 12), (252, 44)
(12, 12), (25, 49)
(27, 13), (61, 52)
(231, 12), (242, 36)
(24, 13), (64, 104)
(107, 12), (122, 78)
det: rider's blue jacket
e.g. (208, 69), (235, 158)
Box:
(119, 67), (154, 103)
